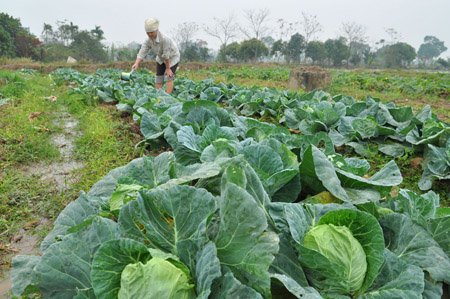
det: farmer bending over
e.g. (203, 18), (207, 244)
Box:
(132, 18), (180, 94)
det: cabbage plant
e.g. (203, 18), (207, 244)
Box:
(285, 208), (385, 297)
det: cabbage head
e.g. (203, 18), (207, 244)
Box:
(118, 257), (196, 299)
(303, 223), (367, 295)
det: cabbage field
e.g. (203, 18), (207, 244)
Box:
(8, 68), (450, 298)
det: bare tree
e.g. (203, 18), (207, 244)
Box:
(203, 13), (239, 48)
(340, 22), (368, 66)
(384, 28), (402, 45)
(241, 8), (271, 40)
(171, 22), (199, 56)
(300, 12), (323, 44)
(340, 21), (368, 45)
(276, 18), (298, 41)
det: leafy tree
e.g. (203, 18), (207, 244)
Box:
(41, 43), (74, 62)
(305, 41), (327, 64)
(0, 13), (43, 59)
(217, 41), (240, 62)
(14, 31), (42, 60)
(42, 23), (53, 44)
(90, 25), (104, 41)
(116, 47), (139, 61)
(349, 42), (370, 66)
(261, 36), (275, 49)
(271, 39), (286, 56)
(70, 30), (107, 62)
(0, 26), (15, 57)
(55, 20), (78, 46)
(238, 38), (268, 62)
(285, 33), (305, 63)
(384, 42), (416, 68)
(0, 13), (21, 39)
(418, 36), (447, 60)
(436, 58), (449, 68)
(183, 42), (211, 62)
(324, 37), (349, 66)
(0, 13), (22, 57)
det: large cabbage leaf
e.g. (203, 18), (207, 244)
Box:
(214, 169), (279, 297)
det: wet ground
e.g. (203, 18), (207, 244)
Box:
(0, 109), (83, 298)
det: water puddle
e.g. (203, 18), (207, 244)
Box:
(20, 111), (83, 193)
(0, 109), (83, 298)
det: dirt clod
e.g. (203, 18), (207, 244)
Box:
(23, 221), (40, 230)
(410, 157), (423, 169)
(28, 112), (43, 120)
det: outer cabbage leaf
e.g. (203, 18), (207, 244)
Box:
(91, 238), (152, 299)
(358, 249), (424, 299)
(210, 267), (263, 299)
(35, 218), (118, 298)
(10, 255), (41, 297)
(380, 213), (450, 284)
(118, 185), (216, 255)
(215, 178), (279, 297)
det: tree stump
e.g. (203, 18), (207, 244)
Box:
(288, 66), (332, 92)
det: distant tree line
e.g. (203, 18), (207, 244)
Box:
(196, 9), (448, 68)
(1, 11), (449, 69)
(0, 13), (42, 60)
(0, 13), (108, 63)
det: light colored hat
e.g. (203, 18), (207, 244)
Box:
(145, 18), (159, 33)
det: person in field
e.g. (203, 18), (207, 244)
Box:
(132, 18), (180, 94)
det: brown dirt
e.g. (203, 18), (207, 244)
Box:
(409, 157), (423, 169)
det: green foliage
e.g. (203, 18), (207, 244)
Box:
(418, 36), (447, 60)
(9, 68), (450, 298)
(436, 58), (450, 68)
(384, 42), (416, 68)
(239, 38), (269, 62)
(0, 13), (42, 59)
(41, 43), (75, 62)
(70, 30), (108, 63)
(217, 39), (268, 63)
(14, 31), (42, 60)
(285, 33), (306, 63)
(325, 37), (350, 66)
(305, 41), (327, 64)
(183, 43), (211, 62)
(0, 13), (21, 38)
(0, 25), (15, 57)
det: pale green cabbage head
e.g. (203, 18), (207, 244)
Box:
(303, 223), (367, 295)
(118, 257), (196, 299)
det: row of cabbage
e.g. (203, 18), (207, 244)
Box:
(9, 68), (450, 298)
(52, 68), (450, 191)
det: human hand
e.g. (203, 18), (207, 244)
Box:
(166, 69), (174, 78)
(131, 63), (139, 71)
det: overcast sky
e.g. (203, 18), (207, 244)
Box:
(3, 0), (449, 57)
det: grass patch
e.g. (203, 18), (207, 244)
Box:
(0, 71), (142, 271)
(70, 103), (143, 191)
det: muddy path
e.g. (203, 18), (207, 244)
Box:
(0, 108), (83, 298)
